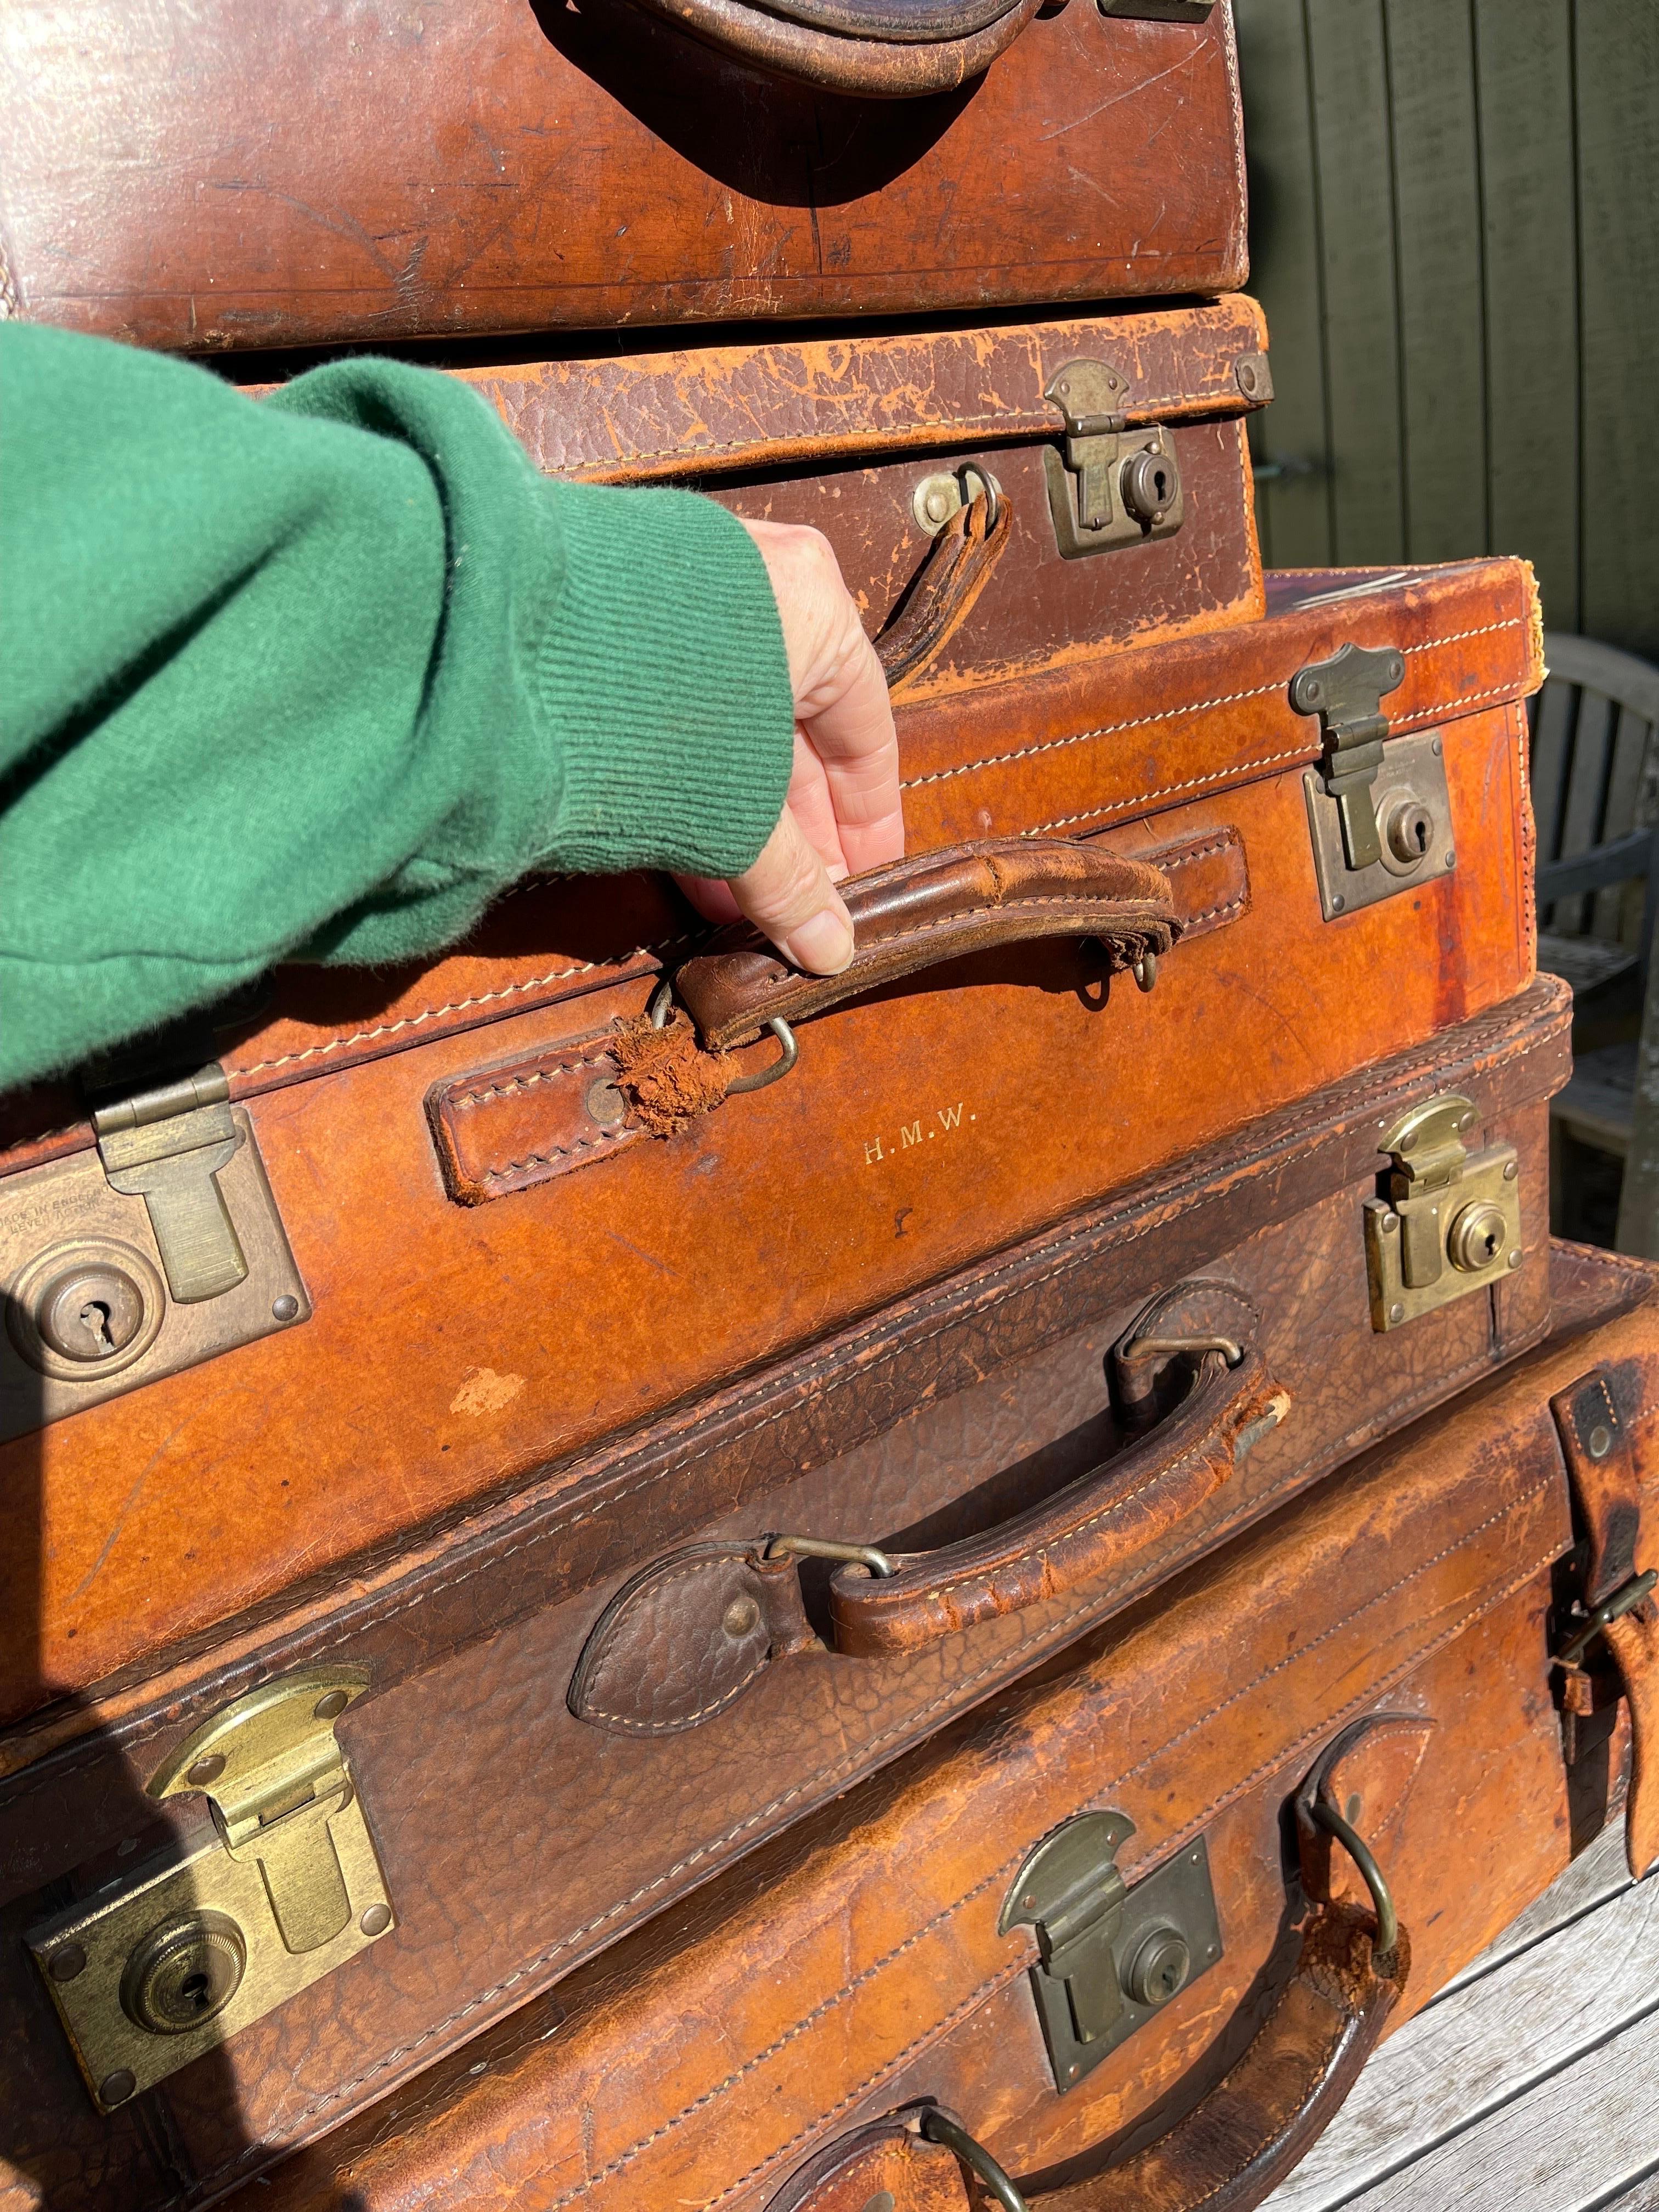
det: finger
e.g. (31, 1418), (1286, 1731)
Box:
(728, 802), (854, 975)
(795, 613), (904, 875)
(674, 872), (742, 925)
(781, 731), (849, 882)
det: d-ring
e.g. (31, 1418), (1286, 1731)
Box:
(919, 2111), (1028, 2212)
(1132, 951), (1159, 993)
(647, 979), (797, 1094)
(1311, 1798), (1399, 1960)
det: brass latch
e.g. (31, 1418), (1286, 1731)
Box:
(93, 1064), (247, 1304)
(0, 1058), (308, 1438)
(1041, 359), (1184, 560)
(27, 1671), (393, 2112)
(1290, 642), (1406, 871)
(1363, 1093), (1523, 1331)
(1000, 1812), (1222, 2090)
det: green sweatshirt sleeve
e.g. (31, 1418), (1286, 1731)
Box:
(0, 324), (795, 1090)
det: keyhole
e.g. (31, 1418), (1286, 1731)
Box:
(78, 1300), (114, 1353)
(180, 1970), (212, 2011)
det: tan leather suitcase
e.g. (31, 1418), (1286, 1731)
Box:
(0, 557), (1544, 1721)
(18, 1238), (1649, 2212)
(0, 0), (1247, 353)
(0, 980), (1583, 2209)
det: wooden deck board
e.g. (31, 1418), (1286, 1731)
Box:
(1265, 1824), (1659, 2210)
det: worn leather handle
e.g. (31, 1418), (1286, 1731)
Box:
(769, 1723), (1410, 2212)
(673, 838), (1180, 1053)
(828, 1307), (1289, 1657)
(619, 0), (1042, 98)
(876, 473), (1012, 695)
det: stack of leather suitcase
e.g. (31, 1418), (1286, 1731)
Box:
(1, 4), (1655, 2208)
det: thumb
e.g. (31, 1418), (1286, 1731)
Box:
(729, 803), (855, 976)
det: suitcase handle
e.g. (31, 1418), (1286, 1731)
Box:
(567, 1287), (1288, 1736)
(660, 837), (1180, 1057)
(827, 1301), (1289, 1656)
(618, 0), (1042, 100)
(875, 468), (1012, 695)
(764, 1721), (1410, 2212)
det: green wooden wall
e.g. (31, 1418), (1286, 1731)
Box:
(1234, 0), (1659, 658)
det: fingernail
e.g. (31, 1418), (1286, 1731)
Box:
(785, 905), (855, 975)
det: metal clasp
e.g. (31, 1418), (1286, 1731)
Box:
(764, 1533), (895, 1578)
(1555, 1568), (1659, 1669)
(1363, 1093), (1522, 1330)
(27, 1671), (393, 2112)
(1041, 359), (1184, 561)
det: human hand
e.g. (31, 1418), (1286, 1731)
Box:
(678, 517), (903, 974)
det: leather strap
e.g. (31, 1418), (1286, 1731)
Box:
(1550, 1366), (1659, 1876)
(766, 1724), (1410, 2212)
(617, 0), (1043, 97)
(673, 838), (1178, 1053)
(876, 479), (1013, 696)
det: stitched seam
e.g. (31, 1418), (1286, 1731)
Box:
(581, 1556), (766, 1729)
(3, 994), (1564, 1804)
(900, 617), (1525, 797)
(187, 1469), (1561, 2186)
(449, 1053), (613, 1113)
(478, 1126), (631, 1183)
(230, 935), (696, 1080)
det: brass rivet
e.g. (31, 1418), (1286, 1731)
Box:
(100, 2069), (137, 2108)
(48, 1943), (86, 1983)
(1330, 893), (1346, 913)
(1444, 849), (1457, 868)
(1459, 1111), (1477, 1132)
(272, 1294), (300, 1322)
(1431, 735), (1443, 755)
(360, 1902), (393, 1938)
(1389, 1302), (1406, 1324)
(1508, 1250), (1523, 1270)
(187, 1754), (225, 1787)
(1381, 1212), (1400, 1234)
(722, 1595), (760, 1639)
(1588, 1424), (1613, 1459)
(1503, 1160), (1519, 1180)
(313, 1689), (349, 1722)
(860, 2194), (896, 2212)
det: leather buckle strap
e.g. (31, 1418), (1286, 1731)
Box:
(1550, 1366), (1659, 1877)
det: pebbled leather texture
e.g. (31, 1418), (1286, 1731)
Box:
(212, 1271), (1658, 2212)
(2, 9), (1247, 351)
(675, 838), (1177, 1052)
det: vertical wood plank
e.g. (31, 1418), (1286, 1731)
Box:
(1530, 676), (1579, 870)
(1615, 950), (1659, 1255)
(1592, 706), (1651, 944)
(1576, 2), (1659, 659)
(1233, 0), (1331, 568)
(1474, 0), (1580, 630)
(1386, 0), (1487, 562)
(1554, 689), (1616, 934)
(1305, 0), (1405, 563)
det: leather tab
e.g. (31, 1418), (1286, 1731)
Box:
(765, 2112), (971, 2212)
(1294, 1713), (1434, 1931)
(568, 1544), (819, 1736)
(1550, 1366), (1659, 1876)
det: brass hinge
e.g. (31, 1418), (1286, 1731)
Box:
(92, 1063), (247, 1304)
(1000, 1812), (1222, 2090)
(1363, 1092), (1523, 1330)
(1041, 359), (1185, 560)
(27, 1671), (393, 2112)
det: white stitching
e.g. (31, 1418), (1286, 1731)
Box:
(448, 1052), (613, 1114)
(901, 616), (1527, 799)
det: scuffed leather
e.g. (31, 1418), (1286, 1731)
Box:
(1551, 1367), (1659, 1876)
(676, 839), (1178, 1052)
(568, 1546), (818, 1736)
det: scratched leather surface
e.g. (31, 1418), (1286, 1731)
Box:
(0, 564), (1544, 1711)
(145, 1255), (1659, 2212)
(0, 4), (1246, 351)
(0, 1003), (1578, 2205)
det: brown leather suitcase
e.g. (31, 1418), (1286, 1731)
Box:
(0, 980), (1583, 2208)
(0, 0), (1246, 354)
(15, 1238), (1652, 2212)
(0, 556), (1544, 1722)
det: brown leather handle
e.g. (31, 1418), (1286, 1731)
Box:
(876, 473), (1013, 695)
(618, 0), (1042, 98)
(828, 1297), (1289, 1656)
(768, 1723), (1410, 2212)
(672, 838), (1180, 1053)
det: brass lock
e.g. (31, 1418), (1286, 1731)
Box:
(28, 1670), (393, 2111)
(1363, 1093), (1523, 1330)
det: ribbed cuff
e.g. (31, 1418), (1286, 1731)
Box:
(533, 481), (795, 878)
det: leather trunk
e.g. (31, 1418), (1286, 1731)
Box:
(0, 1), (1246, 354)
(0, 979), (1581, 2208)
(7, 1238), (1656, 2211)
(0, 557), (1545, 1719)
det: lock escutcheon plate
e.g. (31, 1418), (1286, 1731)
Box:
(1302, 728), (1455, 921)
